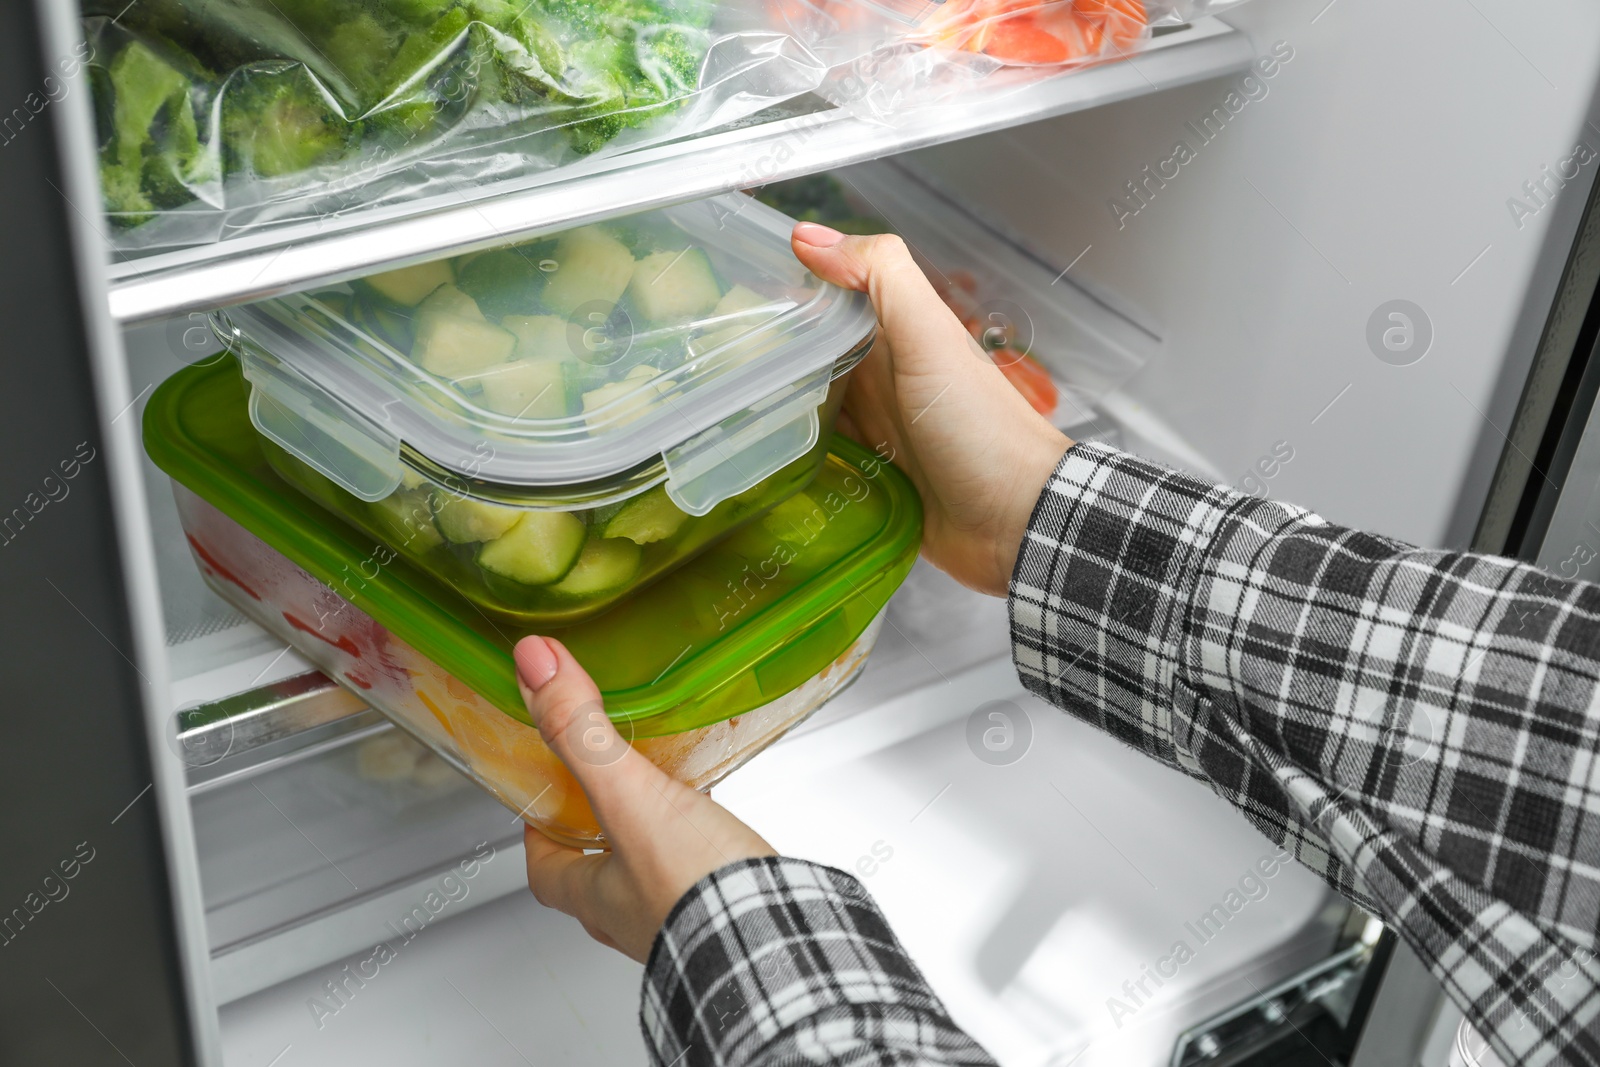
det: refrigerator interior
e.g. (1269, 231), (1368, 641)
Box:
(97, 0), (1600, 1064)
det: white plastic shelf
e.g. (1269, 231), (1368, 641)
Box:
(106, 19), (1252, 324)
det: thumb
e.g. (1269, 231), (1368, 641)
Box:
(791, 223), (976, 375)
(514, 635), (677, 846)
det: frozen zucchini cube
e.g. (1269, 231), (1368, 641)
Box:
(582, 365), (664, 430)
(433, 493), (523, 543)
(546, 536), (641, 598)
(412, 285), (517, 379)
(689, 284), (784, 359)
(455, 248), (546, 319)
(370, 490), (444, 551)
(502, 314), (571, 361)
(602, 485), (687, 544)
(628, 248), (721, 324)
(470, 359), (567, 420)
(477, 510), (587, 585)
(540, 227), (636, 318)
(762, 492), (826, 545)
(362, 260), (454, 306)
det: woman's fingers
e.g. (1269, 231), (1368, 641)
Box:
(523, 827), (631, 955)
(514, 637), (780, 962)
(792, 225), (975, 379)
(514, 635), (691, 850)
(522, 824), (594, 914)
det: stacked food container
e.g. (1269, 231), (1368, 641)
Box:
(145, 193), (923, 845)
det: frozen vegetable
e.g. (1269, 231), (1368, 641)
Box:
(457, 250), (551, 320)
(370, 490), (445, 551)
(98, 41), (210, 221)
(628, 248), (722, 324)
(541, 227), (637, 317)
(546, 537), (642, 597)
(477, 511), (587, 584)
(583, 365), (666, 428)
(690, 284), (784, 357)
(85, 0), (717, 229)
(313, 216), (816, 436)
(474, 358), (567, 419)
(434, 495), (522, 542)
(602, 487), (688, 544)
(364, 261), (454, 307)
(412, 285), (518, 377)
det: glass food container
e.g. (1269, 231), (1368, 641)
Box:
(211, 194), (876, 627)
(146, 357), (922, 846)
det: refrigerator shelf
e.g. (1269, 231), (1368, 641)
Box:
(104, 18), (1251, 325)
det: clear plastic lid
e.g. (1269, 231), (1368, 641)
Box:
(214, 195), (875, 516)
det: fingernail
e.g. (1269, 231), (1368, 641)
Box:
(793, 222), (846, 248)
(515, 636), (559, 692)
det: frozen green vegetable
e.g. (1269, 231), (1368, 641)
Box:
(477, 511), (587, 584)
(85, 0), (718, 230)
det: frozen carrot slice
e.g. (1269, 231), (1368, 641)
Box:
(983, 13), (1073, 64)
(1078, 0), (1147, 49)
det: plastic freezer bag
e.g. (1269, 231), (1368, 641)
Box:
(776, 0), (1258, 121)
(81, 0), (833, 252)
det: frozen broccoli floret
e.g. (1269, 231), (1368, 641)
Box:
(100, 160), (154, 222)
(141, 93), (216, 209)
(556, 11), (709, 155)
(108, 42), (188, 169)
(223, 68), (353, 177)
(99, 41), (211, 224)
(470, 0), (564, 83)
(324, 14), (399, 105)
(636, 25), (706, 94)
(386, 0), (459, 25)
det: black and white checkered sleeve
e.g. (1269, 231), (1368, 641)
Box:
(1012, 441), (1600, 1067)
(640, 857), (996, 1067)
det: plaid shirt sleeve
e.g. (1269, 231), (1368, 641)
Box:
(1012, 441), (1600, 1067)
(640, 857), (997, 1066)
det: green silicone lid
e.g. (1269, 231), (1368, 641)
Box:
(144, 356), (922, 737)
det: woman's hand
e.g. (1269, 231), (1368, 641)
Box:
(516, 635), (775, 962)
(793, 223), (1072, 597)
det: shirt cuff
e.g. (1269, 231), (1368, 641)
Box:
(640, 856), (991, 1067)
(1008, 441), (1240, 774)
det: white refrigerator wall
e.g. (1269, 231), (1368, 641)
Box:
(915, 0), (1600, 548)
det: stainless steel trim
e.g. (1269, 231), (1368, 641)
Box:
(185, 714), (391, 795)
(106, 19), (1251, 324)
(176, 671), (368, 766)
